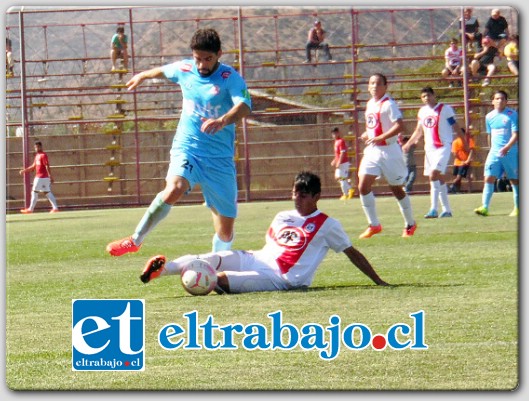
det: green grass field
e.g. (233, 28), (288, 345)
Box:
(5, 192), (518, 391)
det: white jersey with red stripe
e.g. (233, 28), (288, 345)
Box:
(365, 94), (402, 146)
(254, 209), (352, 288)
(417, 103), (456, 151)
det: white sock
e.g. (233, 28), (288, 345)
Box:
(439, 183), (451, 213)
(46, 192), (59, 209)
(360, 192), (380, 226)
(398, 195), (415, 227)
(430, 180), (441, 212)
(29, 191), (38, 211)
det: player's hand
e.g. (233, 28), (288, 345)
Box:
(200, 117), (225, 135)
(126, 74), (144, 91)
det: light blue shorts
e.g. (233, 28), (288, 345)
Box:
(484, 150), (518, 180)
(167, 149), (238, 218)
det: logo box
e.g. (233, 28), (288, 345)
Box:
(72, 299), (145, 371)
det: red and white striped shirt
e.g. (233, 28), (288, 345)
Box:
(255, 209), (351, 288)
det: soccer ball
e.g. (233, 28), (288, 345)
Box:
(180, 259), (218, 296)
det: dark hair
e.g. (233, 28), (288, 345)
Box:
(332, 127), (339, 133)
(35, 141), (42, 147)
(370, 73), (387, 85)
(421, 86), (435, 95)
(190, 29), (221, 53)
(116, 26), (125, 34)
(294, 171), (321, 196)
(492, 90), (508, 101)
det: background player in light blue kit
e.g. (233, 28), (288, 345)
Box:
(107, 28), (252, 256)
(474, 90), (518, 217)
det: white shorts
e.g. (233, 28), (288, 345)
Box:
(198, 250), (290, 294)
(32, 177), (52, 192)
(334, 162), (350, 180)
(424, 146), (451, 176)
(358, 143), (407, 186)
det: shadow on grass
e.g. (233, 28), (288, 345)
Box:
(299, 282), (465, 291)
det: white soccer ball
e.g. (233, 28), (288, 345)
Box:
(180, 259), (218, 296)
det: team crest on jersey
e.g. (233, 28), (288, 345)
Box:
(304, 223), (316, 233)
(180, 63), (192, 72)
(275, 227), (306, 251)
(423, 115), (438, 128)
(221, 71), (231, 79)
(366, 113), (378, 129)
(209, 85), (220, 95)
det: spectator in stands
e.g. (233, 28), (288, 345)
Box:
(503, 34), (519, 76)
(449, 128), (475, 194)
(403, 87), (466, 219)
(461, 7), (483, 52)
(483, 8), (509, 55)
(19, 141), (60, 214)
(106, 28), (252, 257)
(399, 135), (417, 194)
(357, 73), (417, 239)
(303, 20), (335, 63)
(6, 37), (14, 76)
(331, 127), (354, 200)
(442, 38), (463, 87)
(110, 25), (129, 71)
(469, 36), (498, 87)
(474, 90), (518, 217)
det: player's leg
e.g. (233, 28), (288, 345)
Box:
(106, 153), (197, 256)
(502, 152), (519, 216)
(211, 212), (235, 252)
(358, 150), (383, 238)
(201, 157), (238, 251)
(140, 250), (238, 283)
(382, 146), (416, 236)
(475, 156), (500, 216)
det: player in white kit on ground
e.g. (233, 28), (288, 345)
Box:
(140, 171), (389, 294)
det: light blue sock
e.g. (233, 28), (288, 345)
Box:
(482, 182), (495, 209)
(132, 192), (172, 245)
(212, 233), (233, 252)
(512, 184), (519, 209)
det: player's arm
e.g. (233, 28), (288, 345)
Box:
(126, 67), (165, 91)
(343, 246), (389, 286)
(366, 118), (404, 146)
(402, 122), (422, 152)
(19, 160), (36, 175)
(499, 131), (518, 157)
(201, 102), (251, 135)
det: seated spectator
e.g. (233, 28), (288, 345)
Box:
(304, 20), (335, 63)
(469, 36), (498, 87)
(442, 38), (463, 87)
(503, 34), (519, 76)
(483, 8), (509, 55)
(110, 26), (129, 71)
(6, 37), (14, 76)
(449, 128), (475, 194)
(461, 8), (483, 52)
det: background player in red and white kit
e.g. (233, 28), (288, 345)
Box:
(140, 171), (389, 293)
(19, 141), (59, 214)
(331, 127), (354, 200)
(357, 73), (416, 239)
(403, 87), (466, 219)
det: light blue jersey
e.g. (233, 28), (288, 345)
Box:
(486, 107), (518, 155)
(484, 107), (519, 180)
(162, 60), (251, 159)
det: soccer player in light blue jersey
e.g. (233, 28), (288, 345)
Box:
(474, 90), (518, 217)
(107, 29), (252, 256)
